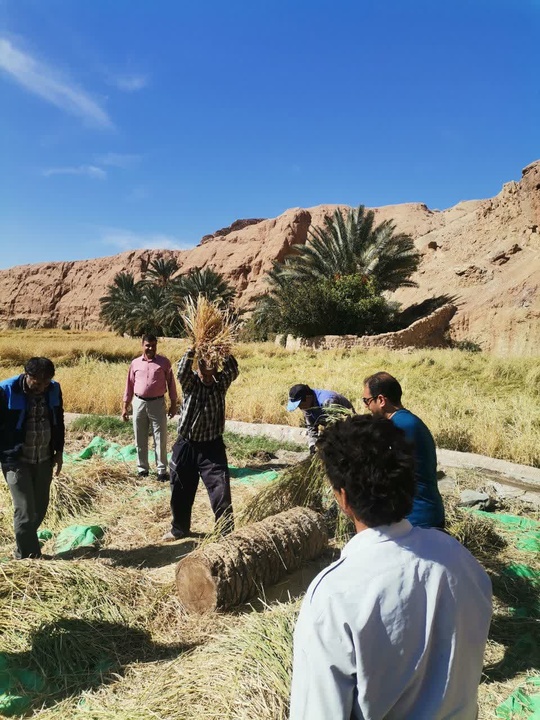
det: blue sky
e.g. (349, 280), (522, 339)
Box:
(1, 0), (539, 269)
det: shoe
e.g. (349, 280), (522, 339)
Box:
(138, 470), (149, 478)
(157, 473), (169, 482)
(161, 530), (186, 542)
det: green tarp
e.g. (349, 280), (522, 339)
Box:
(37, 529), (52, 544)
(70, 436), (141, 463)
(66, 437), (279, 485)
(229, 466), (279, 485)
(0, 654), (43, 717)
(53, 525), (105, 555)
(503, 564), (540, 618)
(473, 511), (540, 553)
(496, 677), (540, 719)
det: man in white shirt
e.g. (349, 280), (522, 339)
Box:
(289, 415), (492, 720)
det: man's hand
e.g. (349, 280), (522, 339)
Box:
(168, 404), (176, 419)
(122, 404), (130, 422)
(53, 450), (63, 476)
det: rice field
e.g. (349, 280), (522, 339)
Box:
(0, 419), (538, 719)
(1, 329), (540, 466)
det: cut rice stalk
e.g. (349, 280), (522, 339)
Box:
(182, 295), (238, 370)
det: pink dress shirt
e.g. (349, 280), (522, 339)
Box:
(123, 354), (178, 407)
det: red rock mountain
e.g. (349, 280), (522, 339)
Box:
(1, 161), (539, 354)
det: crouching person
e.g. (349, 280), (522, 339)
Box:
(0, 357), (64, 559)
(290, 415), (492, 720)
(162, 348), (239, 541)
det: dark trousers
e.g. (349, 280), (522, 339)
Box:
(169, 435), (233, 537)
(2, 460), (53, 558)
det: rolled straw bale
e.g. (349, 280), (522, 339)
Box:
(175, 507), (328, 613)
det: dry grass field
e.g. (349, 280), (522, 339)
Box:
(0, 423), (538, 719)
(1, 329), (539, 467)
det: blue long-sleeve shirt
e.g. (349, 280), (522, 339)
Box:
(304, 389), (354, 448)
(391, 408), (445, 529)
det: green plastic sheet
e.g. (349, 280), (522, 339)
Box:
(67, 437), (280, 485)
(53, 525), (104, 554)
(503, 563), (540, 586)
(66, 438), (282, 488)
(73, 436), (139, 462)
(473, 511), (540, 553)
(66, 436), (167, 464)
(0, 654), (43, 717)
(503, 564), (540, 618)
(496, 677), (540, 719)
(229, 466), (279, 485)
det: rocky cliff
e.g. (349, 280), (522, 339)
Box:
(0, 160), (538, 354)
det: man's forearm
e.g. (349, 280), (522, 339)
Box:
(122, 402), (130, 420)
(306, 422), (319, 447)
(177, 349), (195, 384)
(221, 355), (239, 388)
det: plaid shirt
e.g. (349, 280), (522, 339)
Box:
(176, 350), (239, 442)
(21, 393), (52, 463)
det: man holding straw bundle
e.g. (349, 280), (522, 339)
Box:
(162, 297), (239, 541)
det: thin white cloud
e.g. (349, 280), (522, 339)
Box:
(0, 37), (113, 129)
(125, 186), (150, 202)
(42, 165), (107, 180)
(95, 152), (141, 168)
(108, 73), (149, 92)
(100, 228), (191, 252)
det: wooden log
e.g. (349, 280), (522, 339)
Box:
(175, 507), (328, 613)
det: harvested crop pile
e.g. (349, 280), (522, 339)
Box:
(240, 455), (328, 523)
(182, 295), (237, 371)
(239, 454), (355, 543)
(175, 507), (328, 612)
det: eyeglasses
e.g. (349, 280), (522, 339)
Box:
(362, 396), (377, 406)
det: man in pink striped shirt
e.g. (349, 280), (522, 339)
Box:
(122, 334), (178, 481)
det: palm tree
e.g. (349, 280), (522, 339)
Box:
(130, 283), (183, 337)
(273, 205), (421, 292)
(145, 258), (179, 287)
(100, 272), (144, 335)
(172, 267), (235, 308)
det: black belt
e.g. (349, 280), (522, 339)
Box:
(135, 394), (164, 401)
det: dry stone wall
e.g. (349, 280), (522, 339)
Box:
(279, 304), (457, 351)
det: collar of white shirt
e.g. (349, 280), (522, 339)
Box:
(340, 518), (413, 558)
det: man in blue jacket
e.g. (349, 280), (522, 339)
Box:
(287, 383), (355, 453)
(0, 357), (65, 558)
(362, 371), (445, 529)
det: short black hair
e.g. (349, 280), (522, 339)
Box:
(288, 384), (312, 402)
(142, 334), (158, 343)
(317, 415), (415, 527)
(24, 357), (55, 379)
(363, 371), (402, 404)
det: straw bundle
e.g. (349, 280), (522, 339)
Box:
(240, 455), (329, 524)
(444, 503), (507, 561)
(175, 507), (328, 613)
(44, 460), (138, 529)
(0, 560), (153, 648)
(182, 295), (237, 370)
